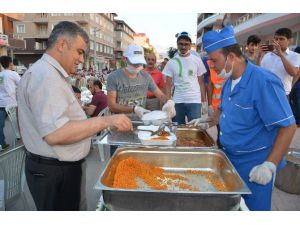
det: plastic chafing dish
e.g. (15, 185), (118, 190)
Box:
(95, 146), (251, 211)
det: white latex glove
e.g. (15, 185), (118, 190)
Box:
(201, 101), (208, 115)
(208, 105), (215, 117)
(134, 106), (150, 119)
(162, 100), (176, 118)
(187, 116), (212, 130)
(249, 161), (276, 185)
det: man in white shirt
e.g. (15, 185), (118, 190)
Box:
(163, 32), (207, 124)
(260, 28), (300, 96)
(0, 56), (21, 149)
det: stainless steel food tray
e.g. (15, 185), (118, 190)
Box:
(176, 126), (216, 147)
(94, 122), (216, 148)
(95, 147), (251, 210)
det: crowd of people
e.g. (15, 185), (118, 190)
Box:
(0, 20), (300, 211)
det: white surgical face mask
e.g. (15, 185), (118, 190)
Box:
(179, 50), (190, 57)
(217, 57), (234, 79)
(126, 64), (143, 74)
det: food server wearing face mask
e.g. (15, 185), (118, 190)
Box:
(188, 26), (297, 211)
(106, 44), (176, 121)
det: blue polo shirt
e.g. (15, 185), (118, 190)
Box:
(218, 62), (295, 159)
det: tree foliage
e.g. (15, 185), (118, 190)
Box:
(143, 47), (155, 55)
(167, 47), (178, 59)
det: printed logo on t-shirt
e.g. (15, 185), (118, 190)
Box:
(188, 69), (194, 76)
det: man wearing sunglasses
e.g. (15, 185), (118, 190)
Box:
(163, 31), (207, 124)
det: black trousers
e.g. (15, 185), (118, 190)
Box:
(216, 124), (222, 148)
(25, 152), (84, 211)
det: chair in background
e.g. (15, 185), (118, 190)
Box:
(0, 145), (27, 210)
(5, 104), (21, 148)
(92, 107), (109, 161)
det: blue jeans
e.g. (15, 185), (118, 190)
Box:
(290, 88), (300, 125)
(0, 108), (7, 146)
(173, 103), (201, 125)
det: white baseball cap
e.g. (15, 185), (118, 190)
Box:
(124, 44), (147, 65)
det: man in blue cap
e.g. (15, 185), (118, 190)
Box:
(188, 26), (297, 210)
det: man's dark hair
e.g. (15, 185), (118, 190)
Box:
(275, 28), (292, 39)
(47, 21), (89, 50)
(247, 35), (261, 45)
(294, 46), (300, 54)
(93, 79), (102, 89)
(176, 31), (192, 43)
(72, 85), (81, 94)
(221, 44), (243, 57)
(177, 36), (192, 43)
(0, 56), (12, 69)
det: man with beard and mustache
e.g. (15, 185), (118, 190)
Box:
(83, 79), (107, 117)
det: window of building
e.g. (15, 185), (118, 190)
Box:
(39, 24), (48, 34)
(90, 41), (94, 50)
(117, 41), (121, 48)
(64, 13), (74, 16)
(90, 13), (94, 20)
(42, 41), (47, 50)
(17, 24), (25, 33)
(51, 13), (61, 16)
(99, 44), (103, 52)
(95, 15), (100, 24)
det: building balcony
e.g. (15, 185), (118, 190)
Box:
(74, 13), (89, 25)
(197, 14), (224, 32)
(232, 13), (300, 43)
(8, 35), (26, 49)
(33, 13), (49, 24)
(34, 32), (49, 39)
(114, 46), (123, 52)
(196, 35), (203, 46)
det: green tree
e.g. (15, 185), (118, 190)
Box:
(143, 47), (154, 55)
(117, 59), (126, 68)
(167, 47), (178, 59)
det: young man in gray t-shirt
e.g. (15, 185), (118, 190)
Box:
(107, 44), (176, 120)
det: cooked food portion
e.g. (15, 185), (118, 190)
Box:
(151, 136), (169, 140)
(112, 157), (227, 192)
(157, 130), (170, 137)
(176, 137), (206, 147)
(185, 170), (228, 192)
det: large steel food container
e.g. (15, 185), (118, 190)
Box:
(176, 126), (216, 147)
(275, 148), (300, 194)
(95, 147), (251, 210)
(94, 122), (216, 148)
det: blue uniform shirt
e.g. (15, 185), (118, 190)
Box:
(218, 62), (295, 161)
